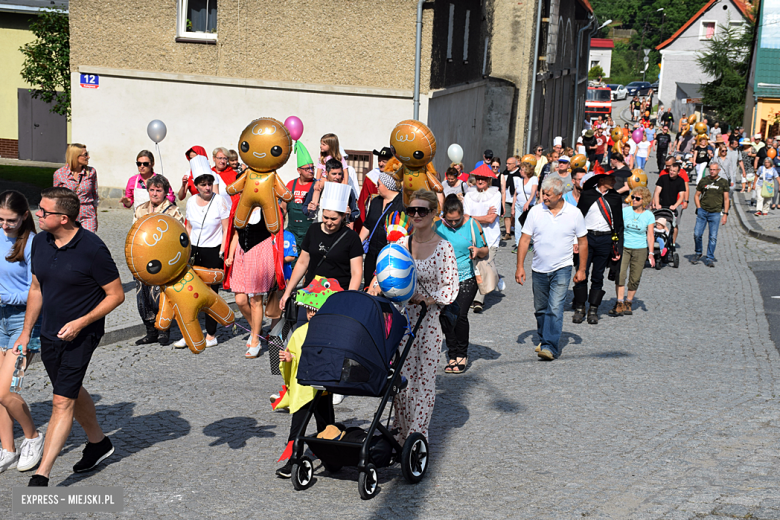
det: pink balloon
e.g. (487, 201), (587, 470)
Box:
(632, 128), (643, 144)
(284, 116), (304, 141)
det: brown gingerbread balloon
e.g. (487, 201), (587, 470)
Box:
(570, 154), (587, 169)
(521, 154), (537, 167)
(125, 214), (235, 353)
(228, 117), (293, 232)
(390, 120), (443, 205)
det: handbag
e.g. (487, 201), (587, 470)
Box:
(760, 170), (775, 198)
(468, 220), (498, 295)
(265, 287), (282, 320)
(408, 237), (460, 331)
(362, 202), (393, 254)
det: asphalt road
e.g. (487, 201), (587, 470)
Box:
(748, 261), (780, 356)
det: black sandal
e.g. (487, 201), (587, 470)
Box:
(451, 358), (468, 374)
(444, 360), (458, 374)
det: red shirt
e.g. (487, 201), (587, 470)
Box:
(595, 135), (607, 155)
(286, 178), (313, 204)
(659, 168), (689, 183)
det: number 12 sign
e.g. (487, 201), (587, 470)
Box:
(79, 74), (99, 89)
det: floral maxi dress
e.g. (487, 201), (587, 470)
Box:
(393, 237), (459, 444)
(53, 165), (99, 232)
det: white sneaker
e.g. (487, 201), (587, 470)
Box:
(0, 448), (18, 473)
(206, 337), (218, 348)
(173, 338), (187, 348)
(17, 431), (44, 471)
(497, 277), (506, 291)
(333, 394), (346, 405)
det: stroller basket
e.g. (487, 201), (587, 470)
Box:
(297, 291), (407, 397)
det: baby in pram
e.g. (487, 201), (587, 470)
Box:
(654, 217), (669, 257)
(274, 276), (344, 479)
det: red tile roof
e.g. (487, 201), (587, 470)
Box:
(656, 0), (753, 50)
(577, 0), (594, 14)
(591, 38), (614, 48)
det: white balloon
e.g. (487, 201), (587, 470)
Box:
(447, 143), (463, 164)
(147, 120), (167, 144)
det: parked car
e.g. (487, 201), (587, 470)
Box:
(608, 84), (628, 100)
(650, 82), (659, 90)
(626, 81), (652, 96)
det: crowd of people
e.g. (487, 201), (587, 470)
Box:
(0, 111), (774, 485)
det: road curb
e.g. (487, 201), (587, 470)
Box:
(732, 191), (780, 245)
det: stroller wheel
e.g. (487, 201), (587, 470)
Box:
(673, 253), (680, 268)
(291, 456), (314, 491)
(358, 463), (379, 500)
(401, 433), (429, 484)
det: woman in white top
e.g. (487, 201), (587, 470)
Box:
(512, 162), (538, 249)
(635, 133), (652, 171)
(752, 158), (779, 216)
(177, 173), (231, 348)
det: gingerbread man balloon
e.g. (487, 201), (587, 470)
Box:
(228, 117), (294, 233)
(389, 120), (443, 206)
(125, 214), (235, 353)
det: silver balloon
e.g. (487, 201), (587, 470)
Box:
(147, 120), (167, 144)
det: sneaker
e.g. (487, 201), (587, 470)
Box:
(608, 302), (624, 317)
(269, 393), (280, 404)
(512, 246), (518, 254)
(472, 302), (483, 314)
(691, 254), (702, 265)
(623, 301), (633, 315)
(173, 338), (187, 349)
(537, 349), (554, 361)
(0, 449), (18, 473)
(205, 337), (218, 348)
(534, 344), (541, 352)
(705, 259), (715, 268)
(28, 474), (49, 486)
(276, 460), (293, 478)
(497, 278), (506, 291)
(73, 436), (114, 473)
(333, 394), (346, 405)
(17, 431), (44, 471)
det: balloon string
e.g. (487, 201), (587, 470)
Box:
(155, 142), (164, 177)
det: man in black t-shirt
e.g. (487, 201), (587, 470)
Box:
(660, 107), (674, 129)
(609, 153), (632, 197)
(17, 187), (124, 487)
(655, 126), (673, 172)
(653, 164), (687, 244)
(582, 130), (597, 169)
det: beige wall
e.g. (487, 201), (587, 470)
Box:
(488, 0), (537, 155)
(70, 0), (434, 95)
(0, 14), (35, 140)
(70, 69), (428, 190)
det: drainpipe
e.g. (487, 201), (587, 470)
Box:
(413, 0), (425, 120)
(525, 0), (545, 153)
(571, 14), (595, 146)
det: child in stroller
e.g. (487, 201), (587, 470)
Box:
(274, 276), (344, 479)
(651, 208), (680, 268)
(654, 217), (669, 257)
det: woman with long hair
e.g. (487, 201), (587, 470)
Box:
(0, 191), (44, 473)
(52, 143), (99, 232)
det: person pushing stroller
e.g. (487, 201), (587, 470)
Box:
(274, 276), (343, 478)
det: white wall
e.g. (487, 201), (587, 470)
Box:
(70, 70), (428, 192)
(589, 48), (612, 77)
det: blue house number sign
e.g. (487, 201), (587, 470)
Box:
(79, 74), (99, 89)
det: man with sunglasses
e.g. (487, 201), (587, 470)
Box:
(282, 141), (316, 247)
(463, 164), (503, 313)
(16, 188), (124, 486)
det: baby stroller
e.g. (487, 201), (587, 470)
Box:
(290, 290), (429, 499)
(652, 208), (679, 269)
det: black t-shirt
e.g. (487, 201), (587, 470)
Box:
(582, 136), (597, 159)
(301, 223), (363, 289)
(655, 174), (686, 207)
(613, 166), (632, 191)
(757, 145), (768, 166)
(694, 145), (710, 164)
(31, 227), (120, 341)
(656, 132), (672, 152)
(363, 193), (405, 258)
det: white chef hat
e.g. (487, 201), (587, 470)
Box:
(321, 182), (351, 213)
(553, 136), (563, 146)
(190, 155), (212, 178)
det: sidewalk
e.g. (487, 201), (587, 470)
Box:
(731, 190), (780, 244)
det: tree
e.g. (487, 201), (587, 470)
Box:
(19, 6), (70, 119)
(588, 65), (605, 81)
(697, 20), (754, 127)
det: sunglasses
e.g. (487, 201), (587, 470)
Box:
(631, 196), (642, 201)
(136, 161), (151, 167)
(406, 207), (431, 217)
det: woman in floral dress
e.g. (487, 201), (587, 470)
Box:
(52, 143), (99, 232)
(393, 189), (459, 443)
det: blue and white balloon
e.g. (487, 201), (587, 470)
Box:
(376, 243), (416, 303)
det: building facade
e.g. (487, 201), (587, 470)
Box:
(745, 0), (780, 138)
(589, 38), (613, 77)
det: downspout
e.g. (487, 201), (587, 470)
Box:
(413, 0), (425, 120)
(571, 14), (595, 146)
(525, 0), (545, 153)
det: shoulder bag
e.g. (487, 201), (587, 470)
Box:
(468, 218), (498, 295)
(760, 168), (775, 199)
(362, 201), (393, 254)
(408, 237), (460, 332)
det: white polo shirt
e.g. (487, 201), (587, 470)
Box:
(521, 201), (587, 273)
(463, 187), (502, 248)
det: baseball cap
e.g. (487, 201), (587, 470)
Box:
(483, 149), (494, 159)
(558, 155), (571, 163)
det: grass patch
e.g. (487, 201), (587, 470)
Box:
(0, 165), (56, 189)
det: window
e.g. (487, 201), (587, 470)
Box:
(177, 0), (218, 42)
(730, 21), (745, 34)
(700, 21), (716, 40)
(446, 3), (455, 61)
(345, 150), (372, 187)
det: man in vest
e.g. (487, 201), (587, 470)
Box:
(282, 142), (316, 248)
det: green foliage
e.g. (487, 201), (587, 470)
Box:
(19, 6), (70, 119)
(697, 21), (754, 127)
(588, 64), (605, 80)
(0, 165), (57, 189)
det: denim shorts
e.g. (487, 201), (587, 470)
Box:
(0, 304), (41, 352)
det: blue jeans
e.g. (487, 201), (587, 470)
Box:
(693, 208), (721, 261)
(635, 156), (647, 170)
(0, 304), (40, 351)
(532, 266), (572, 358)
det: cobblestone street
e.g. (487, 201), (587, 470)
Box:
(2, 205), (780, 519)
